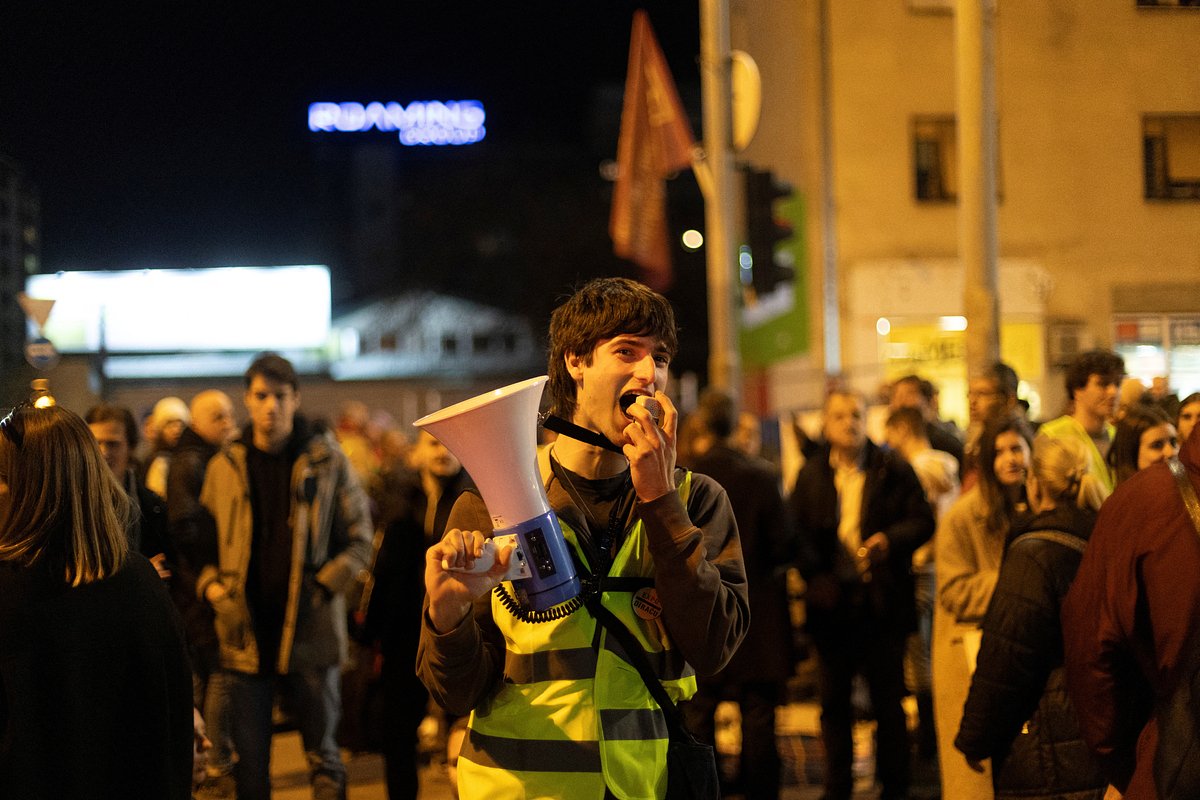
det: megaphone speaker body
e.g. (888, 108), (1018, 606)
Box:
(414, 376), (581, 612)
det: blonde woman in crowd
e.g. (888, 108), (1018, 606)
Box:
(0, 403), (193, 798)
(955, 435), (1110, 799)
(933, 413), (1033, 800)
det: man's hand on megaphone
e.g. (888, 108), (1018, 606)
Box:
(426, 529), (514, 633)
(622, 390), (678, 503)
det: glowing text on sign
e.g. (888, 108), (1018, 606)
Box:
(308, 101), (486, 146)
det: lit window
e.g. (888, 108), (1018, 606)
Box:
(1144, 115), (1200, 200)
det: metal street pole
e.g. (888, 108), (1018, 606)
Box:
(699, 0), (741, 393)
(956, 0), (1000, 375)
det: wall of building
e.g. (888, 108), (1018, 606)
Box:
(736, 0), (1200, 416)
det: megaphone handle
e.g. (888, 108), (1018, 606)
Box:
(443, 539), (497, 574)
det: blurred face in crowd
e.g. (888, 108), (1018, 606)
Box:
(1138, 423), (1178, 471)
(191, 391), (236, 447)
(1179, 401), (1200, 446)
(89, 419), (131, 478)
(1074, 373), (1120, 426)
(159, 417), (187, 448)
(992, 430), (1030, 487)
(824, 393), (865, 454)
(245, 374), (299, 451)
(889, 380), (925, 413)
(413, 430), (461, 479)
(733, 411), (761, 457)
(968, 377), (1006, 426)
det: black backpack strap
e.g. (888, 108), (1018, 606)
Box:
(585, 595), (694, 745)
(1010, 530), (1087, 554)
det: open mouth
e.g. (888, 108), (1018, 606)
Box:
(620, 393), (663, 426)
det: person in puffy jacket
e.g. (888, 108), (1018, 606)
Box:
(955, 435), (1110, 799)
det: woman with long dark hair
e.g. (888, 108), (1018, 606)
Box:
(1106, 402), (1177, 488)
(0, 402), (193, 798)
(933, 412), (1033, 800)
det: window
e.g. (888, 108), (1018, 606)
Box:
(472, 334), (490, 354)
(913, 116), (958, 202)
(1137, 0), (1200, 7)
(379, 332), (397, 351)
(442, 335), (458, 356)
(1115, 314), (1200, 396)
(1144, 115), (1200, 200)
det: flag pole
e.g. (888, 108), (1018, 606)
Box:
(698, 0), (740, 393)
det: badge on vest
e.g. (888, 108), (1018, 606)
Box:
(632, 587), (662, 620)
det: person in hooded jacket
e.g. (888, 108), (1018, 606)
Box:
(955, 434), (1110, 799)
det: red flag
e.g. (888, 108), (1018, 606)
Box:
(609, 10), (696, 291)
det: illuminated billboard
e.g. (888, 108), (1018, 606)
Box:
(25, 266), (331, 353)
(308, 100), (486, 146)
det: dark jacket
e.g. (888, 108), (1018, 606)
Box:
(788, 438), (935, 640)
(0, 555), (194, 799)
(1063, 432), (1200, 798)
(956, 504), (1106, 800)
(165, 425), (224, 660)
(690, 443), (797, 687)
(364, 466), (473, 660)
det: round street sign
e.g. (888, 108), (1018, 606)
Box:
(25, 336), (60, 371)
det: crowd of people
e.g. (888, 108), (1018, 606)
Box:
(1, 278), (1197, 800)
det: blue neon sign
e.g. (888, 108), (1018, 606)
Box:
(308, 101), (486, 146)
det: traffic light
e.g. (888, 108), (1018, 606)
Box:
(743, 166), (795, 296)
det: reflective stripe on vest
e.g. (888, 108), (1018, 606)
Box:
(460, 472), (695, 800)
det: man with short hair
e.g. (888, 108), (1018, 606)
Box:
(883, 405), (961, 762)
(416, 277), (749, 800)
(789, 390), (935, 800)
(681, 388), (796, 800)
(166, 389), (237, 797)
(197, 354), (373, 800)
(962, 361), (1021, 490)
(1039, 349), (1125, 494)
(890, 374), (964, 471)
(85, 403), (172, 576)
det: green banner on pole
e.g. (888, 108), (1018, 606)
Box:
(739, 193), (809, 367)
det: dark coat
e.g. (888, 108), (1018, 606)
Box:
(1063, 431), (1200, 798)
(788, 438), (934, 641)
(956, 505), (1107, 800)
(0, 554), (194, 799)
(690, 443), (796, 686)
(165, 425), (222, 658)
(365, 467), (474, 660)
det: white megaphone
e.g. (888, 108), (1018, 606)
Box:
(413, 376), (581, 612)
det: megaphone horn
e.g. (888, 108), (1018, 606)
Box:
(413, 376), (581, 612)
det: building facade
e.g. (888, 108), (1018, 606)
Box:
(734, 0), (1200, 422)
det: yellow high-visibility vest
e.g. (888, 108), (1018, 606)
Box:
(458, 473), (696, 800)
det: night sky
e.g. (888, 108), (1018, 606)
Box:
(0, 2), (710, 358)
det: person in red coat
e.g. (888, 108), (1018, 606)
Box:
(1062, 415), (1200, 798)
